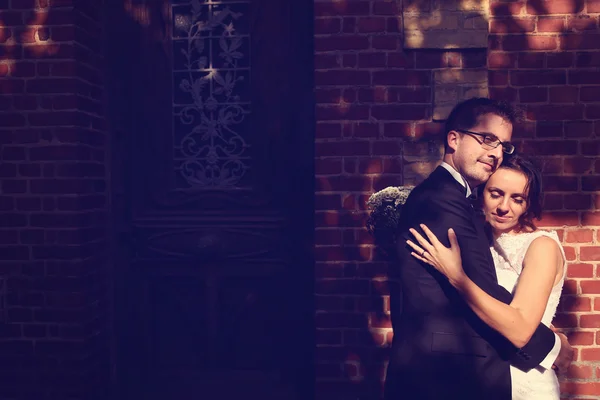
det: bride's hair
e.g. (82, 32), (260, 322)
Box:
(497, 154), (543, 231)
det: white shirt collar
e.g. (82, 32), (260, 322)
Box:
(440, 161), (472, 198)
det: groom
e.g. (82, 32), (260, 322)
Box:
(384, 98), (573, 399)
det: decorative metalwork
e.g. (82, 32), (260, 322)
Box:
(172, 0), (251, 189)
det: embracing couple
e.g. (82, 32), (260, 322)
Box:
(383, 98), (574, 400)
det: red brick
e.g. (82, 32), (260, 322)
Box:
(415, 51), (446, 69)
(358, 87), (386, 103)
(314, 2), (370, 17)
(489, 87), (518, 102)
(383, 123), (413, 138)
(564, 156), (594, 173)
(314, 54), (339, 69)
(315, 229), (342, 245)
(576, 51), (600, 68)
(315, 70), (370, 86)
(316, 105), (369, 121)
(589, 0), (600, 12)
(526, 105), (584, 121)
(315, 88), (342, 104)
(570, 70), (600, 84)
(560, 294), (592, 310)
(580, 280), (600, 294)
(519, 87), (547, 103)
(315, 36), (370, 52)
(547, 52), (574, 67)
(581, 247), (600, 261)
(315, 18), (341, 34)
(358, 52), (386, 68)
(0, 28), (11, 43)
(387, 87), (430, 103)
(490, 17), (536, 33)
(510, 70), (566, 86)
(537, 16), (566, 32)
(386, 17), (401, 33)
(518, 52), (545, 68)
(0, 11), (24, 26)
(490, 1), (525, 17)
(567, 364), (594, 379)
(581, 347), (600, 361)
(10, 61), (35, 77)
(566, 229), (595, 243)
(586, 104), (600, 119)
(488, 34), (502, 51)
(552, 312), (578, 328)
(502, 35), (557, 51)
(373, 1), (399, 15)
(371, 105), (429, 121)
(488, 70), (509, 86)
(372, 141), (402, 156)
(567, 15), (598, 31)
(561, 34), (600, 50)
(564, 194), (592, 210)
(383, 158), (403, 173)
(358, 158), (383, 174)
(538, 212), (580, 227)
(0, 113), (26, 127)
(357, 17), (386, 33)
(342, 54), (357, 67)
(561, 382), (600, 397)
(527, 0), (584, 14)
(582, 177), (600, 192)
(354, 123), (379, 138)
(342, 17), (356, 33)
(315, 159), (342, 175)
(566, 263), (593, 279)
(372, 36), (398, 50)
(387, 52), (414, 68)
(549, 86), (579, 103)
(543, 193), (563, 210)
(581, 313), (600, 329)
(581, 86), (600, 101)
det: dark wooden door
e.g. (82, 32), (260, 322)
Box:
(105, 1), (314, 399)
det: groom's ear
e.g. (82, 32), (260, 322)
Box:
(447, 130), (459, 152)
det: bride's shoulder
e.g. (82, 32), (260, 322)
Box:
(524, 230), (563, 257)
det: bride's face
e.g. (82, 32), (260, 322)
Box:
(482, 168), (529, 235)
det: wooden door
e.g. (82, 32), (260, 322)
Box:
(104, 1), (314, 398)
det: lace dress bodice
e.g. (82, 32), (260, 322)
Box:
(490, 230), (566, 400)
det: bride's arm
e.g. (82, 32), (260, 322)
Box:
(408, 227), (564, 348)
(453, 236), (563, 348)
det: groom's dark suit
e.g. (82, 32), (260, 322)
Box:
(384, 166), (556, 400)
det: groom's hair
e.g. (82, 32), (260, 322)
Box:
(443, 98), (522, 152)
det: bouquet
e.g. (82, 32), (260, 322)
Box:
(366, 186), (414, 255)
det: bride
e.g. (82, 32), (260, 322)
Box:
(406, 155), (566, 400)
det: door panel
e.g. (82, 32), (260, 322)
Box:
(105, 1), (314, 399)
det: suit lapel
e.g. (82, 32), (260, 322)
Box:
(430, 166), (497, 278)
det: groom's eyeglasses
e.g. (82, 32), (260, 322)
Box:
(457, 129), (515, 155)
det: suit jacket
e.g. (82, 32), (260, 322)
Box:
(384, 166), (555, 400)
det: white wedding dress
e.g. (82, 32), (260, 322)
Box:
(491, 230), (566, 400)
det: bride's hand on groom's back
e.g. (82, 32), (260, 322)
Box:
(550, 325), (574, 373)
(406, 224), (467, 287)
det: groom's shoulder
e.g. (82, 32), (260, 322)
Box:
(411, 166), (462, 197)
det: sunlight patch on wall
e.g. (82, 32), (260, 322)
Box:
(403, 0), (489, 49)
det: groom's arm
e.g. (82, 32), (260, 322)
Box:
(419, 194), (556, 371)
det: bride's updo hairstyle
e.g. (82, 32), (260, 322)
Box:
(497, 154), (543, 231)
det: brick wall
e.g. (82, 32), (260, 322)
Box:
(315, 0), (600, 398)
(0, 1), (108, 399)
